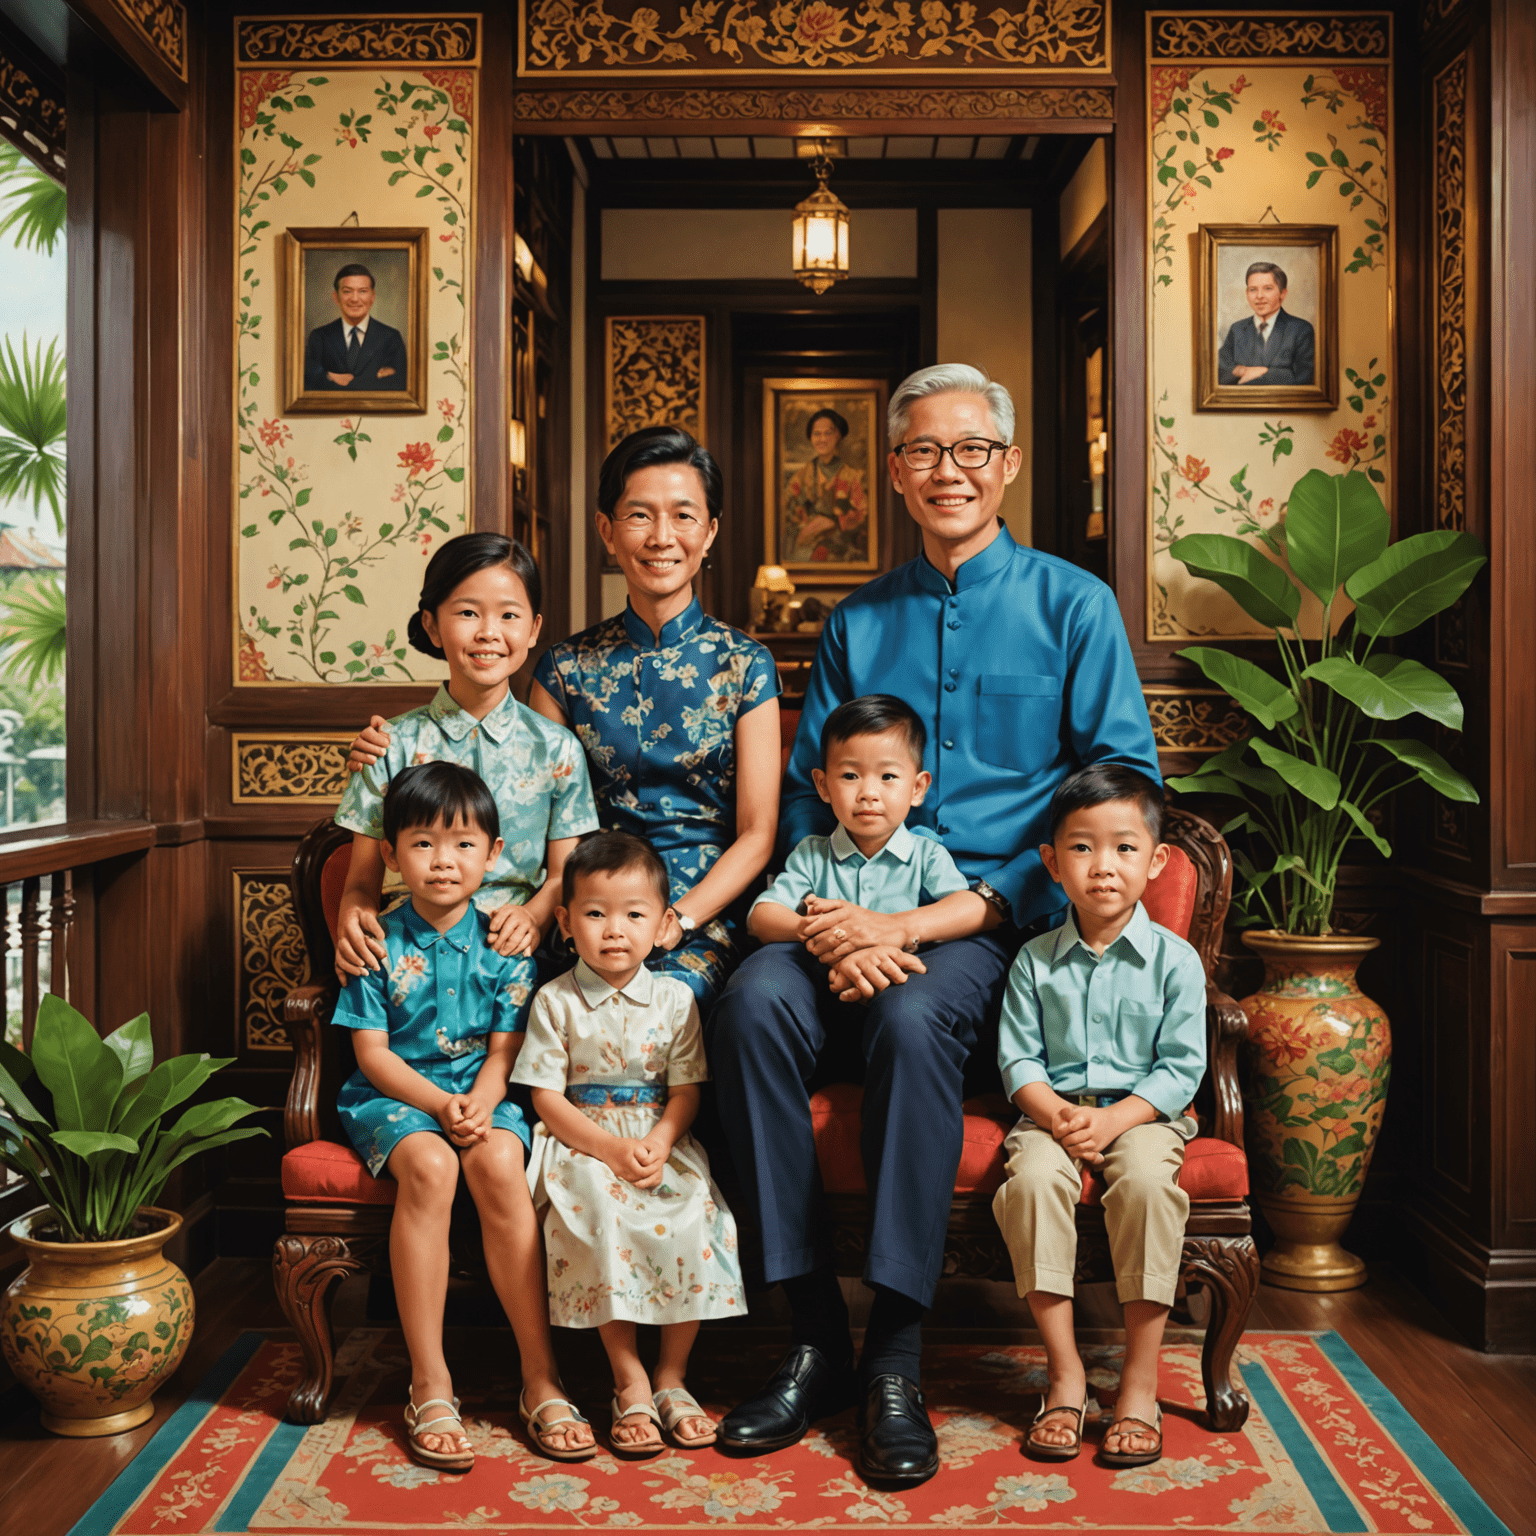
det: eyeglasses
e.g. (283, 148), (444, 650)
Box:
(893, 439), (1010, 471)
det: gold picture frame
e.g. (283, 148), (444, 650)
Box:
(763, 376), (885, 585)
(1195, 223), (1339, 412)
(281, 226), (431, 414)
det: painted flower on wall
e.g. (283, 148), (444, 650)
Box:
(1326, 427), (1369, 464)
(398, 442), (439, 479)
(1181, 455), (1211, 484)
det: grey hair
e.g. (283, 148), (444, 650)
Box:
(887, 364), (1016, 446)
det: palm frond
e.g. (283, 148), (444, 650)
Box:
(0, 573), (65, 689)
(0, 143), (66, 256)
(0, 335), (66, 532)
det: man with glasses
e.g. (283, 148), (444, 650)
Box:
(710, 364), (1159, 1486)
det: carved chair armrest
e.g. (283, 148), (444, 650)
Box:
(283, 982), (336, 1152)
(1205, 981), (1247, 1148)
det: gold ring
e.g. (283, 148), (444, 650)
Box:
(833, 928), (846, 941)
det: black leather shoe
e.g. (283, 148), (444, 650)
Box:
(856, 1374), (939, 1487)
(717, 1345), (857, 1454)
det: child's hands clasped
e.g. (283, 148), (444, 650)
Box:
(603, 1135), (669, 1189)
(439, 1092), (490, 1147)
(1051, 1103), (1109, 1166)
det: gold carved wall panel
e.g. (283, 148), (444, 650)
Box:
(1433, 54), (1467, 536)
(1142, 687), (1247, 754)
(237, 16), (480, 65)
(519, 0), (1109, 78)
(1151, 15), (1390, 61)
(606, 317), (706, 450)
(232, 733), (352, 803)
(112, 0), (187, 80)
(235, 871), (308, 1053)
(514, 85), (1114, 125)
(0, 52), (65, 174)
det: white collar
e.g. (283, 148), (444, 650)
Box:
(345, 315), (370, 336)
(573, 957), (654, 1008)
(830, 821), (916, 865)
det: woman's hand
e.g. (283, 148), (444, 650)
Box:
(488, 902), (542, 957)
(656, 907), (685, 953)
(800, 899), (910, 964)
(346, 715), (392, 775)
(335, 893), (389, 980)
(827, 945), (926, 1002)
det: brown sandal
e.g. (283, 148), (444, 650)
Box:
(1024, 1396), (1087, 1461)
(1098, 1404), (1163, 1467)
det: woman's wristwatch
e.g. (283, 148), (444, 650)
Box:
(669, 906), (697, 934)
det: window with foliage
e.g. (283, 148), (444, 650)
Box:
(0, 140), (66, 832)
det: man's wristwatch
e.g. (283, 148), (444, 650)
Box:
(972, 880), (1011, 920)
(669, 907), (698, 934)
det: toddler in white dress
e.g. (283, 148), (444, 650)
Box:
(512, 830), (744, 1457)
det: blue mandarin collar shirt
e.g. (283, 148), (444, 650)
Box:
(996, 902), (1208, 1120)
(782, 526), (1162, 928)
(752, 821), (970, 918)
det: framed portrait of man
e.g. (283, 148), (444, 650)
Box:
(280, 227), (430, 414)
(762, 377), (885, 583)
(1195, 224), (1339, 412)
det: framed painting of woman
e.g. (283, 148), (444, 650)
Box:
(762, 377), (884, 583)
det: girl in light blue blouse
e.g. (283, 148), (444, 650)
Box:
(334, 535), (600, 984)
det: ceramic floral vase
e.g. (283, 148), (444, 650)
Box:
(1237, 931), (1390, 1292)
(1, 1206), (193, 1435)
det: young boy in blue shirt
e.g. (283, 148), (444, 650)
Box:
(992, 763), (1206, 1469)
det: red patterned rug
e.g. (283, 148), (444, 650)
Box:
(67, 1327), (1508, 1534)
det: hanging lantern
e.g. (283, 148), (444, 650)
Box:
(791, 153), (850, 296)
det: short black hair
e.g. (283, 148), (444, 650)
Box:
(597, 426), (723, 522)
(820, 694), (926, 769)
(407, 532), (542, 659)
(333, 262), (376, 290)
(1245, 260), (1289, 290)
(806, 407), (850, 441)
(1047, 763), (1165, 843)
(381, 761), (500, 846)
(561, 829), (671, 906)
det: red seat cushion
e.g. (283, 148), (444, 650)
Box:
(1143, 845), (1197, 940)
(809, 1088), (1246, 1202)
(281, 1139), (397, 1205)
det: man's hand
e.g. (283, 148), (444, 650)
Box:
(1052, 1104), (1110, 1166)
(347, 715), (392, 774)
(336, 898), (388, 979)
(603, 1138), (657, 1187)
(800, 900), (909, 963)
(488, 902), (540, 957)
(1232, 364), (1269, 382)
(828, 945), (926, 1002)
(326, 371), (355, 387)
(377, 366), (396, 378)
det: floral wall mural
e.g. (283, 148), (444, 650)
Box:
(234, 48), (476, 685)
(1146, 16), (1392, 641)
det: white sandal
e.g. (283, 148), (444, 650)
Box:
(518, 1389), (598, 1462)
(404, 1393), (474, 1472)
(609, 1395), (665, 1459)
(653, 1386), (718, 1448)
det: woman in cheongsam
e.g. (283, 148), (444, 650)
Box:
(783, 407), (869, 565)
(530, 427), (781, 1004)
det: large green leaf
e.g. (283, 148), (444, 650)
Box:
(1339, 798), (1392, 857)
(0, 574), (66, 688)
(102, 1015), (155, 1087)
(150, 1126), (267, 1184)
(113, 1053), (230, 1139)
(1373, 737), (1480, 802)
(1283, 469), (1391, 605)
(160, 1096), (263, 1146)
(1305, 655), (1465, 730)
(1168, 534), (1302, 631)
(0, 143), (67, 255)
(0, 334), (66, 533)
(51, 1129), (139, 1159)
(1176, 647), (1298, 729)
(1345, 530), (1487, 637)
(1251, 739), (1341, 809)
(1197, 739), (1288, 800)
(30, 995), (123, 1132)
(1165, 771), (1250, 800)
(0, 1058), (49, 1127)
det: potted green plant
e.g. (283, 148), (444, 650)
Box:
(0, 996), (265, 1435)
(1167, 468), (1483, 1293)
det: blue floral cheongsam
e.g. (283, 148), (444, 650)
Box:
(335, 683), (599, 911)
(533, 598), (779, 1003)
(334, 902), (534, 1175)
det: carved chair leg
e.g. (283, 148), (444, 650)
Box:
(1180, 1234), (1262, 1432)
(273, 1232), (367, 1424)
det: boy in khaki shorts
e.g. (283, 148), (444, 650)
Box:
(992, 764), (1206, 1469)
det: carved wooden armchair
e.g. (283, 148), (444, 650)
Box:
(804, 805), (1261, 1431)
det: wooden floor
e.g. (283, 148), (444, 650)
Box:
(1, 1259), (1531, 1535)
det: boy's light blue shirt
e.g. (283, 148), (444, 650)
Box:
(996, 901), (1207, 1120)
(752, 822), (970, 918)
